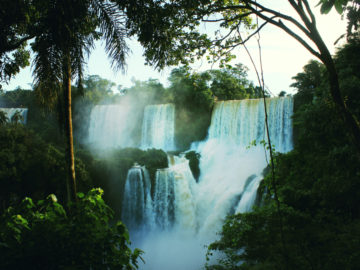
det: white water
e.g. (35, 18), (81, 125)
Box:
(122, 166), (154, 232)
(235, 175), (263, 213)
(0, 108), (28, 124)
(153, 168), (175, 230)
(88, 104), (138, 149)
(141, 104), (175, 151)
(208, 97), (293, 152)
(92, 98), (294, 269)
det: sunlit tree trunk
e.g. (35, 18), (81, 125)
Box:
(63, 53), (77, 202)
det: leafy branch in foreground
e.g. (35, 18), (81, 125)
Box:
(0, 188), (142, 270)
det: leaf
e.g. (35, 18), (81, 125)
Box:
(320, 0), (335, 14)
(47, 194), (58, 202)
(334, 0), (345, 14)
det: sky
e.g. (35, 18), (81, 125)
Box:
(4, 1), (347, 96)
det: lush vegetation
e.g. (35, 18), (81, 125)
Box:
(0, 189), (142, 270)
(206, 37), (360, 270)
(0, 123), (91, 210)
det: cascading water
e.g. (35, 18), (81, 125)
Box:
(0, 108), (28, 124)
(98, 97), (293, 269)
(88, 104), (137, 148)
(208, 97), (293, 152)
(235, 175), (263, 213)
(123, 97), (294, 269)
(153, 169), (175, 230)
(121, 165), (154, 232)
(141, 104), (175, 151)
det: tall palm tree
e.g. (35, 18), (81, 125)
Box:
(32, 0), (129, 202)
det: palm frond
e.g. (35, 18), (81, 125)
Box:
(90, 0), (129, 71)
(32, 35), (63, 110)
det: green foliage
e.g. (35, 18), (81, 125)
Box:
(317, 0), (359, 38)
(0, 111), (8, 125)
(0, 89), (33, 107)
(278, 91), (286, 97)
(317, 0), (347, 14)
(0, 189), (142, 269)
(209, 64), (262, 100)
(0, 124), (92, 209)
(334, 37), (360, 117)
(74, 75), (117, 104)
(0, 0), (35, 88)
(168, 67), (213, 149)
(291, 60), (325, 111)
(123, 0), (254, 69)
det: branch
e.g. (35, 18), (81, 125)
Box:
(217, 1), (321, 57)
(302, 0), (317, 25)
(247, 1), (312, 37)
(239, 20), (270, 44)
(245, 6), (321, 58)
(1, 35), (35, 54)
(288, 0), (315, 31)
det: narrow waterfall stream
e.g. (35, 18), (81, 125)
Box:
(122, 166), (154, 232)
(88, 97), (294, 269)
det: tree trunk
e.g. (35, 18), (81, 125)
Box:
(292, 10), (360, 153)
(323, 56), (360, 151)
(313, 33), (360, 153)
(64, 55), (77, 202)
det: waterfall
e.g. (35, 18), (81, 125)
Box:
(153, 169), (175, 230)
(123, 156), (197, 234)
(141, 104), (175, 151)
(121, 165), (154, 232)
(235, 175), (262, 213)
(194, 97), (293, 235)
(88, 104), (137, 149)
(208, 96), (293, 152)
(88, 103), (175, 150)
(120, 97), (294, 270)
(171, 155), (197, 232)
(0, 108), (28, 124)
